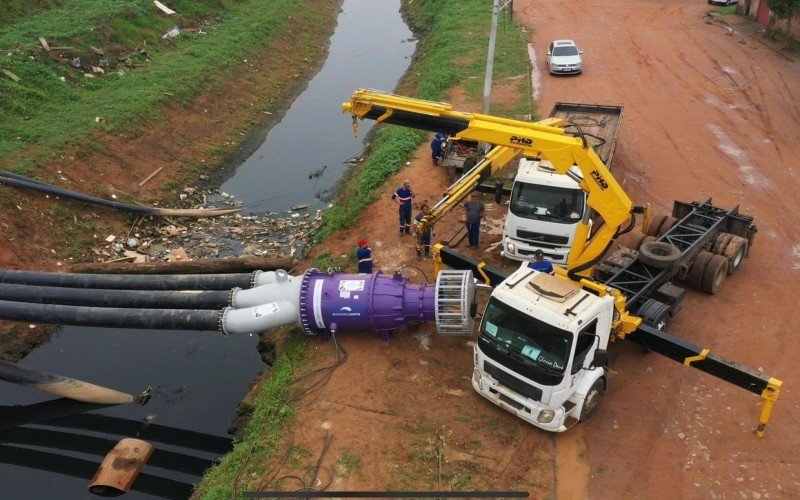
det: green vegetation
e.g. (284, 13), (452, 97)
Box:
(709, 5), (738, 15)
(0, 0), (307, 169)
(195, 333), (307, 498)
(315, 0), (531, 241)
(336, 452), (363, 480)
(313, 250), (349, 272)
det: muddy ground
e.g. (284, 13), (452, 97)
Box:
(273, 1), (800, 498)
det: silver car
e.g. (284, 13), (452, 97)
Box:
(547, 40), (583, 75)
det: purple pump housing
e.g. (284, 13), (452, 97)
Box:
(298, 269), (436, 342)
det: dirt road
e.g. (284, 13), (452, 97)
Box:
(515, 0), (800, 497)
(273, 1), (799, 498)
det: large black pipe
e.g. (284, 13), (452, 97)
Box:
(0, 360), (135, 404)
(0, 269), (255, 290)
(0, 171), (241, 218)
(0, 300), (221, 331)
(0, 283), (231, 309)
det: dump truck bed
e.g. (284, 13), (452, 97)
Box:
(550, 102), (623, 167)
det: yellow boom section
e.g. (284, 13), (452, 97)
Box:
(343, 89), (633, 271)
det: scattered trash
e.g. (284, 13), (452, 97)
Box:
(71, 57), (82, 68)
(89, 46), (104, 57)
(84, 73), (95, 79)
(291, 204), (308, 211)
(95, 116), (106, 123)
(127, 237), (139, 248)
(308, 165), (327, 179)
(154, 0), (177, 15)
(38, 37), (50, 51)
(105, 235), (117, 243)
(1, 69), (21, 83)
(91, 66), (105, 74)
(162, 26), (181, 39)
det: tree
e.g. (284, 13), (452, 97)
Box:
(767, 0), (800, 48)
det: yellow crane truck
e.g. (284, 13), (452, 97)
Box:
(343, 89), (782, 435)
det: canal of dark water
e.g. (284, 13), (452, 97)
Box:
(0, 1), (415, 497)
(221, 0), (416, 214)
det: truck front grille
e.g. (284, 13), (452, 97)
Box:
(516, 229), (569, 245)
(484, 361), (543, 402)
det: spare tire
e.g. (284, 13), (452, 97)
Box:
(701, 255), (728, 294)
(635, 234), (657, 251)
(686, 250), (714, 290)
(638, 242), (682, 269)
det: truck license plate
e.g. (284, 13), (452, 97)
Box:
(499, 402), (517, 415)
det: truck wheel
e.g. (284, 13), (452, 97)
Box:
(634, 234), (657, 251)
(580, 379), (605, 422)
(723, 236), (748, 275)
(701, 255), (729, 295)
(712, 232), (734, 255)
(638, 242), (682, 269)
(657, 216), (678, 237)
(645, 214), (668, 237)
(686, 251), (714, 290)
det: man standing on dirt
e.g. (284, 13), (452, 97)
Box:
(414, 203), (432, 259)
(463, 192), (484, 248)
(356, 239), (373, 273)
(392, 179), (415, 235)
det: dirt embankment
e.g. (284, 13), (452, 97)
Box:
(246, 1), (800, 498)
(0, 3), (341, 361)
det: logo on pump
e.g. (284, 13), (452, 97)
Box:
(332, 305), (361, 317)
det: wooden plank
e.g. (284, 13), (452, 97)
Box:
(1, 69), (20, 83)
(69, 256), (293, 274)
(138, 166), (164, 187)
(154, 1), (177, 15)
(38, 37), (50, 51)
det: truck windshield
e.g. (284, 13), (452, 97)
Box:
(480, 297), (573, 374)
(510, 183), (585, 224)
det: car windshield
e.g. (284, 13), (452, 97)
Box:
(509, 182), (585, 223)
(552, 45), (579, 57)
(480, 297), (573, 374)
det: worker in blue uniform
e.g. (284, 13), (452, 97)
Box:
(356, 239), (373, 273)
(431, 132), (447, 165)
(391, 179), (415, 234)
(528, 249), (554, 274)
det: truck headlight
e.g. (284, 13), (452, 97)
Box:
(506, 242), (516, 254)
(537, 410), (555, 423)
(472, 369), (483, 390)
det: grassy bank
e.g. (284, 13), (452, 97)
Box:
(0, 0), (309, 171)
(195, 332), (308, 498)
(314, 0), (531, 241)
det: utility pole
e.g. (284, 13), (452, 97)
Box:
(481, 0), (512, 152)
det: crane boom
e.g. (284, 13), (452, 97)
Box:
(343, 89), (636, 272)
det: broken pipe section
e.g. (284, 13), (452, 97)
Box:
(88, 438), (155, 496)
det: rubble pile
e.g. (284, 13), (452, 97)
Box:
(90, 187), (323, 264)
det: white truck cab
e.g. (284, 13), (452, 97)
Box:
(502, 158), (586, 265)
(471, 263), (612, 431)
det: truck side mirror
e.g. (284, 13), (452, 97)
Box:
(591, 349), (609, 369)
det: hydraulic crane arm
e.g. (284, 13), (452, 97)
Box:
(417, 145), (518, 236)
(343, 89), (635, 272)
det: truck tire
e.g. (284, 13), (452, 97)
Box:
(701, 255), (729, 295)
(686, 250), (714, 290)
(712, 232), (735, 255)
(723, 236), (748, 275)
(657, 216), (678, 237)
(635, 234), (657, 251)
(645, 214), (668, 237)
(579, 379), (605, 423)
(638, 242), (682, 269)
(637, 298), (671, 332)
